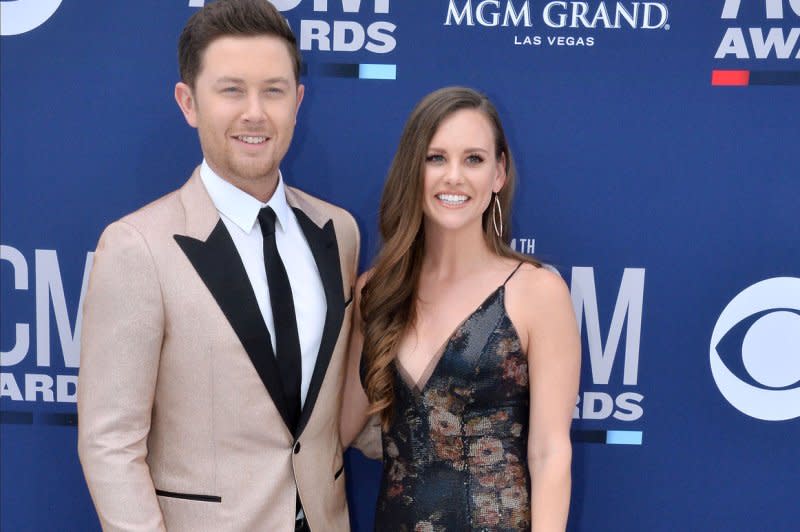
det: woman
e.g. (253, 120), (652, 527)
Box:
(341, 87), (580, 531)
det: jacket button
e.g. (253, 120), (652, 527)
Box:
(294, 441), (301, 454)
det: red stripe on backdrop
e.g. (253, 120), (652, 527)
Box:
(711, 70), (750, 86)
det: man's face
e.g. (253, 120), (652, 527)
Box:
(175, 35), (304, 194)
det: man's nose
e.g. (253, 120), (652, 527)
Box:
(241, 92), (267, 123)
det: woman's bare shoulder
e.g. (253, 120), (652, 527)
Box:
(356, 268), (375, 291)
(513, 263), (568, 297)
(506, 262), (573, 327)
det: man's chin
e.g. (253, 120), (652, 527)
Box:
(230, 163), (279, 184)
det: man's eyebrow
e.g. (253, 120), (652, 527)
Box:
(213, 76), (290, 85)
(214, 76), (245, 85)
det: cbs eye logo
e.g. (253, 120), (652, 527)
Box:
(710, 277), (800, 421)
(0, 0), (63, 36)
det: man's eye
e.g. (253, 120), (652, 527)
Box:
(222, 87), (242, 94)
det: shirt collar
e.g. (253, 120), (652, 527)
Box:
(200, 160), (291, 234)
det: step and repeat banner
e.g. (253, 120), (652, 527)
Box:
(1, 1), (798, 530)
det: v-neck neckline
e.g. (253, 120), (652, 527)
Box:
(394, 285), (506, 393)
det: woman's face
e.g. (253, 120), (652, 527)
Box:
(422, 108), (506, 235)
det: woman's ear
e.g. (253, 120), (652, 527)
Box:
(493, 152), (507, 193)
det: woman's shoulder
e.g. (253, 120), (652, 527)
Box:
(506, 260), (566, 293)
(355, 268), (375, 293)
(505, 261), (572, 323)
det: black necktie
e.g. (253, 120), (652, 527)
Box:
(258, 207), (302, 431)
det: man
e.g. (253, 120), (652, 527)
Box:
(78, 1), (362, 530)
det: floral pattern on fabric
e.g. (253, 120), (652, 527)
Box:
(374, 285), (531, 532)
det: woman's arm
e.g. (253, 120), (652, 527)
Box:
(340, 272), (373, 448)
(514, 266), (581, 531)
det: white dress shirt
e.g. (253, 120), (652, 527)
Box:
(200, 161), (326, 407)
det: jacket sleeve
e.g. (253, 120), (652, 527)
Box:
(77, 221), (166, 531)
(340, 213), (383, 460)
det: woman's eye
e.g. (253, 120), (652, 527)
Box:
(426, 154), (444, 163)
(466, 154), (484, 164)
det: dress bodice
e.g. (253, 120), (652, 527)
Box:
(375, 280), (531, 531)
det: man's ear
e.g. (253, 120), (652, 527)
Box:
(294, 83), (305, 122)
(174, 82), (198, 128)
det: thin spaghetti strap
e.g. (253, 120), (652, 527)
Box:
(502, 261), (525, 286)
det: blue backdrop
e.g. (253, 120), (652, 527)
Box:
(2, 1), (799, 530)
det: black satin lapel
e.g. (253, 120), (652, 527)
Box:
(174, 221), (293, 430)
(293, 208), (345, 437)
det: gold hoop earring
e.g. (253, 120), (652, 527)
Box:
(492, 194), (503, 238)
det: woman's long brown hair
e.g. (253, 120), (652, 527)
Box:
(361, 87), (539, 429)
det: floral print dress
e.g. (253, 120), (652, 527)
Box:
(373, 263), (531, 531)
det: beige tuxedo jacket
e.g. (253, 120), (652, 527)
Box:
(78, 170), (359, 531)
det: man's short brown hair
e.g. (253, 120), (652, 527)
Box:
(178, 0), (302, 87)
